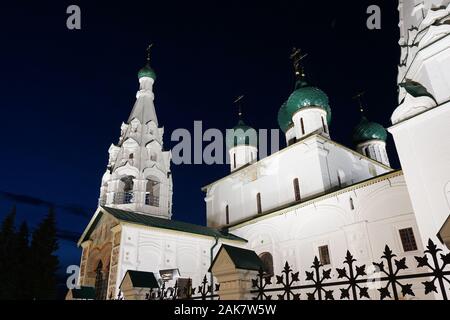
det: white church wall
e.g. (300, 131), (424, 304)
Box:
(291, 107), (329, 139)
(229, 145), (258, 171)
(205, 138), (326, 227)
(113, 224), (245, 298)
(229, 172), (427, 298)
(356, 140), (390, 167)
(389, 101), (450, 247)
(389, 0), (450, 248)
(205, 135), (391, 228)
(316, 140), (389, 190)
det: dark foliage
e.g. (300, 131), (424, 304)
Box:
(0, 206), (59, 300)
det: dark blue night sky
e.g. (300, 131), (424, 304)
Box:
(0, 1), (399, 275)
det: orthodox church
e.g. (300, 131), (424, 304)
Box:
(71, 0), (450, 300)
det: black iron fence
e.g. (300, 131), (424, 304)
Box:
(143, 275), (220, 300)
(251, 239), (450, 300)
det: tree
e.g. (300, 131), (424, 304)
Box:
(16, 221), (31, 299)
(30, 207), (59, 299)
(0, 206), (17, 299)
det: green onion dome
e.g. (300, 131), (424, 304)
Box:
(352, 116), (387, 144)
(138, 64), (156, 80)
(226, 120), (258, 150)
(285, 80), (332, 124)
(277, 101), (293, 133)
(278, 80), (331, 132)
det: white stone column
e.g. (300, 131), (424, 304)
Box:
(212, 269), (258, 300)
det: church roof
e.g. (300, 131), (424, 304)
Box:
(285, 80), (332, 123)
(277, 101), (293, 133)
(226, 119), (258, 150)
(352, 116), (387, 144)
(78, 207), (247, 245)
(127, 90), (159, 126)
(138, 63), (156, 80)
(209, 244), (264, 272)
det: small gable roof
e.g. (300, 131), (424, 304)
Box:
(120, 270), (159, 289)
(71, 286), (96, 300)
(209, 244), (264, 272)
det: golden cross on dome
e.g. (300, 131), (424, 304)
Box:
(234, 95), (245, 119)
(290, 47), (308, 77)
(146, 43), (154, 62)
(352, 91), (366, 114)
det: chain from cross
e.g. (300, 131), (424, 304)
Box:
(290, 47), (308, 76)
(234, 95), (245, 118)
(146, 44), (154, 61)
(352, 91), (366, 113)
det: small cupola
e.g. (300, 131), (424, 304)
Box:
(352, 97), (390, 167)
(278, 48), (331, 145)
(352, 116), (387, 145)
(138, 44), (156, 81)
(226, 96), (258, 172)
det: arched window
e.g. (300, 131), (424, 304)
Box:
(318, 245), (331, 265)
(337, 170), (345, 188)
(349, 197), (355, 210)
(115, 176), (134, 204)
(225, 205), (230, 224)
(122, 176), (133, 192)
(233, 153), (236, 169)
(369, 145), (374, 158)
(300, 118), (305, 135)
(259, 252), (274, 277)
(95, 261), (108, 300)
(256, 193), (262, 214)
(293, 178), (301, 201)
(145, 177), (160, 207)
(321, 116), (327, 134)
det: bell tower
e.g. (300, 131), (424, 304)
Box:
(98, 45), (173, 219)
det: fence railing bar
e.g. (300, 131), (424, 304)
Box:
(250, 271), (441, 294)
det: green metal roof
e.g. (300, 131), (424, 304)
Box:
(80, 206), (247, 244)
(399, 80), (437, 104)
(138, 64), (156, 80)
(277, 101), (293, 133)
(121, 270), (159, 289)
(278, 80), (331, 132)
(352, 116), (387, 144)
(226, 120), (258, 150)
(71, 286), (96, 300)
(286, 84), (331, 122)
(209, 244), (264, 272)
